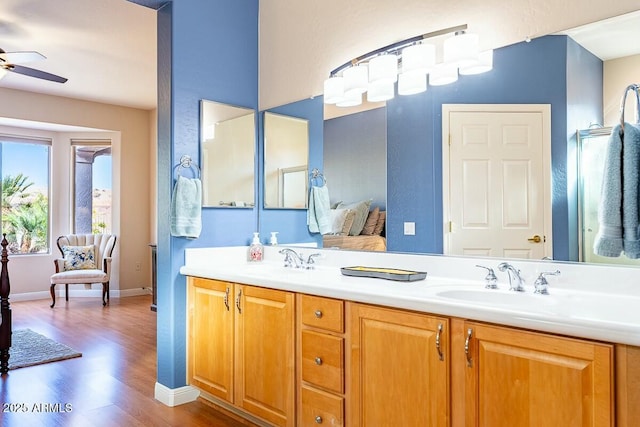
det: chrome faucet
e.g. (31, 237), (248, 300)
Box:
(279, 248), (304, 268)
(305, 253), (321, 269)
(278, 248), (320, 270)
(476, 265), (498, 289)
(534, 270), (561, 294)
(497, 262), (525, 292)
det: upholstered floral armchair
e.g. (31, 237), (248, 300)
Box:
(50, 234), (117, 308)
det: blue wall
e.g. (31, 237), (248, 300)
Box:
(259, 97), (324, 247)
(386, 35), (603, 259)
(566, 37), (603, 260)
(155, 0), (259, 390)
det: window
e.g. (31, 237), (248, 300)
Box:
(0, 136), (51, 254)
(71, 141), (112, 234)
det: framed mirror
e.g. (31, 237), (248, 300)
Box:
(263, 112), (309, 209)
(200, 100), (256, 208)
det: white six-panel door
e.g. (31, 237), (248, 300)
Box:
(442, 105), (552, 259)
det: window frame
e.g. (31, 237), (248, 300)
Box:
(0, 133), (52, 255)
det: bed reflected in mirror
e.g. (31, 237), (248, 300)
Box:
(322, 105), (387, 251)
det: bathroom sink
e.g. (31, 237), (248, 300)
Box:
(435, 289), (557, 311)
(242, 262), (311, 276)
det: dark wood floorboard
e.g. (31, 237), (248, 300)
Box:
(0, 295), (252, 427)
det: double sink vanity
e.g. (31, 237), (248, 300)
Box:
(180, 246), (640, 426)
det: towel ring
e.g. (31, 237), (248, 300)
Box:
(619, 83), (640, 135)
(309, 168), (327, 187)
(173, 155), (201, 179)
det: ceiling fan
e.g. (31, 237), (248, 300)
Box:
(0, 48), (67, 83)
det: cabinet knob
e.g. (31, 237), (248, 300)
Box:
(315, 357), (323, 365)
(315, 415), (323, 424)
(314, 310), (323, 318)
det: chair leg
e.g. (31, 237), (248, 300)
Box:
(102, 282), (110, 306)
(50, 284), (56, 308)
(65, 284), (69, 301)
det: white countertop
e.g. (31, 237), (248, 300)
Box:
(180, 246), (640, 346)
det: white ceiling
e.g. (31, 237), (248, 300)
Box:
(0, 1), (637, 115)
(0, 0), (156, 110)
(558, 10), (640, 60)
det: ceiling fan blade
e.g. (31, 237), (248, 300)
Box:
(7, 64), (67, 83)
(0, 51), (46, 64)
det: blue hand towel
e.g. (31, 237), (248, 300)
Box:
(170, 175), (202, 239)
(307, 185), (331, 234)
(594, 123), (640, 258)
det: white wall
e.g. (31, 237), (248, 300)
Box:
(258, 0), (640, 110)
(0, 87), (153, 300)
(604, 54), (640, 126)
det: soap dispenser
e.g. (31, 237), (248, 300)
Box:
(269, 232), (279, 246)
(248, 232), (264, 262)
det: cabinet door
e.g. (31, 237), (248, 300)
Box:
(235, 285), (295, 427)
(462, 321), (613, 427)
(349, 303), (450, 426)
(187, 277), (234, 402)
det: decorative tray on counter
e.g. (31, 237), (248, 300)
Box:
(340, 266), (427, 282)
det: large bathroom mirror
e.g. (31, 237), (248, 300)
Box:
(268, 9), (640, 268)
(200, 100), (256, 208)
(263, 112), (309, 209)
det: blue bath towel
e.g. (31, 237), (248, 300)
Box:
(594, 123), (640, 258)
(621, 123), (640, 258)
(170, 175), (202, 239)
(307, 185), (331, 234)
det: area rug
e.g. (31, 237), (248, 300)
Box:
(8, 329), (82, 370)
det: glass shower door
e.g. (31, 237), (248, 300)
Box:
(578, 127), (640, 266)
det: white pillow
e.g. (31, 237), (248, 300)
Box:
(62, 245), (96, 270)
(327, 208), (352, 235)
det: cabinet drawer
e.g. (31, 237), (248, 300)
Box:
(301, 295), (344, 333)
(301, 385), (343, 427)
(301, 330), (344, 393)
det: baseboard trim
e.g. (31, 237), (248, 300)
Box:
(154, 382), (200, 407)
(10, 287), (152, 302)
(198, 390), (272, 427)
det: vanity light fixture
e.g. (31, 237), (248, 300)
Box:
(323, 24), (493, 107)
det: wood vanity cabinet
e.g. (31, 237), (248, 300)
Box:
(450, 319), (613, 427)
(187, 277), (295, 427)
(298, 294), (346, 426)
(187, 277), (632, 427)
(348, 302), (450, 426)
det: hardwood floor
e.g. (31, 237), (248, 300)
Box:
(1, 295), (253, 427)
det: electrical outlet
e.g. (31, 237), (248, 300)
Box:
(403, 222), (416, 235)
(135, 262), (141, 271)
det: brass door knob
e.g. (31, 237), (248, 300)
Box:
(527, 235), (542, 243)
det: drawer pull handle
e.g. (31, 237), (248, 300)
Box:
(314, 310), (323, 318)
(315, 415), (323, 424)
(315, 357), (323, 365)
(464, 328), (473, 367)
(223, 287), (230, 311)
(435, 323), (444, 361)
(235, 289), (242, 314)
